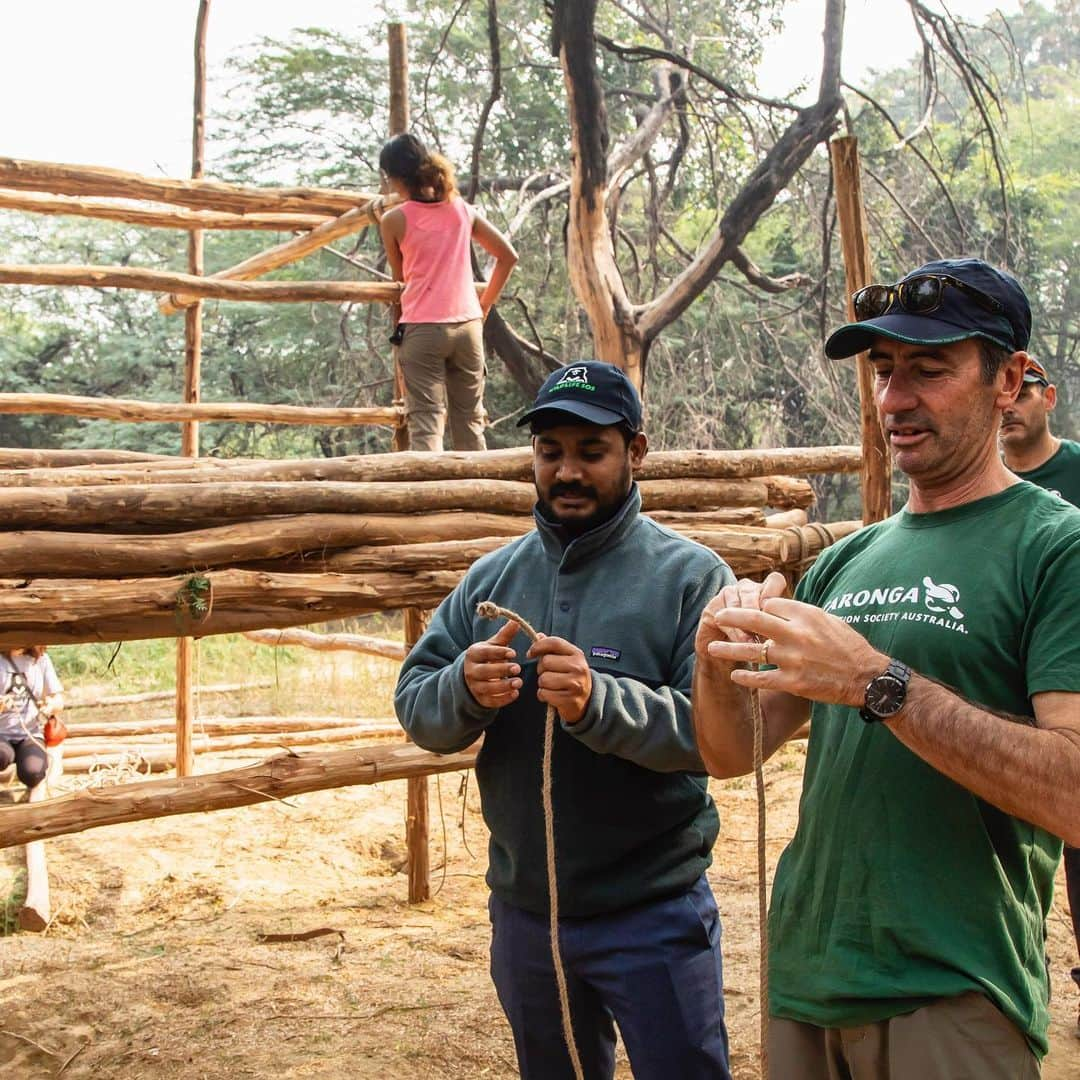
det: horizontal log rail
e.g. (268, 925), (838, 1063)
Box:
(0, 448), (173, 468)
(0, 264), (405, 305)
(0, 513), (532, 578)
(0, 479), (538, 529)
(159, 201), (394, 314)
(66, 714), (396, 738)
(0, 392), (402, 427)
(0, 189), (333, 231)
(243, 627), (407, 661)
(0, 567), (464, 645)
(63, 723), (404, 760)
(0, 157), (374, 216)
(0, 445), (860, 488)
(67, 680), (272, 710)
(0, 522), (859, 644)
(0, 742), (480, 848)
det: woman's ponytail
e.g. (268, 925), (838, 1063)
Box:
(415, 150), (457, 201)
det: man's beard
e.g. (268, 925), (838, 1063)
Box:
(535, 469), (633, 538)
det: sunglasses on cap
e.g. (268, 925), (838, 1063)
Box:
(853, 273), (1004, 322)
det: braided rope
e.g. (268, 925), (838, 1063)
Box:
(750, 679), (769, 1077)
(476, 601), (584, 1080)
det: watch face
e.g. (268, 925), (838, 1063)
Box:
(865, 674), (905, 717)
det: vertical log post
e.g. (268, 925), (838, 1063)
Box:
(829, 135), (891, 524)
(387, 21), (430, 904)
(176, 0), (211, 778)
(387, 22), (410, 454)
(404, 608), (431, 903)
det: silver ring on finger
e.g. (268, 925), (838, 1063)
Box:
(758, 638), (775, 666)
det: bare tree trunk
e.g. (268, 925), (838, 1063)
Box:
(551, 0), (847, 389)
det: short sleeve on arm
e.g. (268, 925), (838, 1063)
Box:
(1024, 529), (1080, 696)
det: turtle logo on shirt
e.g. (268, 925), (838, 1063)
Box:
(922, 577), (964, 621)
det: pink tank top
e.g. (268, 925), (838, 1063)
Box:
(398, 198), (483, 324)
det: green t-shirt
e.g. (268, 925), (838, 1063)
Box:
(1014, 438), (1080, 508)
(769, 483), (1080, 1058)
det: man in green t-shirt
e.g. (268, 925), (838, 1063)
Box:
(1001, 355), (1080, 1035)
(1001, 356), (1080, 504)
(693, 258), (1080, 1078)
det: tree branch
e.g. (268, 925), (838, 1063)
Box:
(636, 0), (846, 342)
(730, 247), (813, 294)
(466, 0), (503, 203)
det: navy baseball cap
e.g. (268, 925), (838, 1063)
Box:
(517, 361), (643, 430)
(1022, 358), (1050, 386)
(825, 258), (1031, 359)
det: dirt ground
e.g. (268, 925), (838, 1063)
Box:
(2, 675), (1078, 1078)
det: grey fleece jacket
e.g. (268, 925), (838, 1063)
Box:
(394, 485), (733, 917)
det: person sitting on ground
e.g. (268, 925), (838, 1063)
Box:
(0, 646), (64, 793)
(693, 258), (1080, 1078)
(1000, 355), (1080, 1037)
(378, 132), (518, 453)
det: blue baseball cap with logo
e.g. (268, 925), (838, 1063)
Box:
(825, 258), (1031, 360)
(517, 361), (643, 430)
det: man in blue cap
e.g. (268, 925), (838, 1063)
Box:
(693, 259), (1080, 1077)
(397, 361), (734, 1079)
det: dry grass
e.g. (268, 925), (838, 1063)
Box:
(1, 642), (1078, 1079)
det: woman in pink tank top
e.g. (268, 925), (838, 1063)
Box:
(379, 134), (518, 452)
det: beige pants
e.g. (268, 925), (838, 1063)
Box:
(769, 992), (1040, 1079)
(398, 320), (486, 452)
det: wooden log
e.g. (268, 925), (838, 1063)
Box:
(160, 202), (388, 314)
(647, 509), (766, 527)
(0, 445), (861, 488)
(63, 723), (405, 760)
(0, 448), (172, 468)
(0, 264), (407, 305)
(0, 513), (532, 578)
(638, 477), (814, 511)
(0, 188), (333, 231)
(0, 742), (480, 849)
(17, 781), (50, 931)
(762, 509), (810, 529)
(66, 680), (272, 710)
(0, 479), (536, 529)
(177, 6), (209, 780)
(243, 627), (407, 661)
(0, 157), (377, 216)
(66, 714), (396, 738)
(830, 135), (892, 524)
(176, 637), (195, 777)
(0, 393), (401, 429)
(0, 568), (465, 645)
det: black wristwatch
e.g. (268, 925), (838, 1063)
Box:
(859, 658), (912, 723)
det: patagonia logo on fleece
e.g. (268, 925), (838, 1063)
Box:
(590, 646), (621, 661)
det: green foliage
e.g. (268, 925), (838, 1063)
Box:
(0, 0), (1074, 472)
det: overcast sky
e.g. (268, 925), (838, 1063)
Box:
(0, 0), (1019, 177)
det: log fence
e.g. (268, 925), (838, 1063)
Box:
(0, 17), (886, 919)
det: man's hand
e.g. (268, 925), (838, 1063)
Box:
(705, 587), (886, 708)
(528, 635), (592, 725)
(695, 571), (790, 657)
(463, 619), (523, 709)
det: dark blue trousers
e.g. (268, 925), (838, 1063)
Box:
(489, 876), (732, 1080)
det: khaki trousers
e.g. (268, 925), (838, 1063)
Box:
(769, 992), (1039, 1079)
(398, 320), (486, 452)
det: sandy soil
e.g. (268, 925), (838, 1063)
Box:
(2, 730), (1078, 1078)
